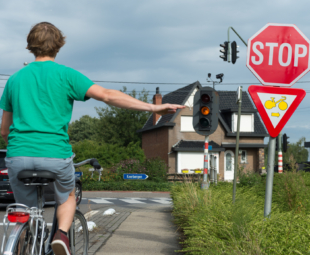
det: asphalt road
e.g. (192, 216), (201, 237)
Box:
(0, 191), (172, 247)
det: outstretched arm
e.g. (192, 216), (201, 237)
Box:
(1, 110), (13, 144)
(86, 85), (186, 115)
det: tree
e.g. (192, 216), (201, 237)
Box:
(264, 136), (308, 168)
(0, 136), (6, 149)
(95, 87), (151, 147)
(68, 115), (99, 144)
(283, 137), (308, 165)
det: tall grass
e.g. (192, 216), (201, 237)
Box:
(172, 176), (310, 254)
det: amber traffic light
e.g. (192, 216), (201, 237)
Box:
(192, 87), (219, 136)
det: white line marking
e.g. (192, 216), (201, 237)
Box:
(119, 199), (146, 204)
(124, 197), (147, 200)
(95, 198), (117, 200)
(89, 199), (115, 204)
(150, 199), (172, 204)
(84, 210), (99, 218)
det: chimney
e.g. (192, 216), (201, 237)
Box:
(153, 87), (162, 125)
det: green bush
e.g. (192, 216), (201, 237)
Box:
(83, 181), (176, 191)
(237, 167), (262, 187)
(172, 173), (310, 254)
(72, 140), (145, 167)
(111, 157), (168, 182)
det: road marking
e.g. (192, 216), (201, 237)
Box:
(89, 198), (116, 204)
(84, 210), (99, 218)
(119, 198), (146, 204)
(149, 199), (172, 204)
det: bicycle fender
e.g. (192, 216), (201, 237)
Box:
(3, 222), (27, 254)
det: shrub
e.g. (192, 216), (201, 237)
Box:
(237, 166), (262, 187)
(83, 181), (176, 191)
(111, 157), (168, 182)
(171, 181), (310, 254)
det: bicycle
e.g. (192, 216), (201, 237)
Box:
(1, 158), (102, 255)
(264, 96), (288, 110)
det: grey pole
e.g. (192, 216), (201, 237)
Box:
(210, 155), (214, 183)
(212, 155), (216, 184)
(214, 156), (218, 185)
(201, 136), (209, 190)
(264, 137), (276, 217)
(233, 86), (242, 203)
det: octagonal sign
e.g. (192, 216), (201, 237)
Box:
(247, 23), (310, 87)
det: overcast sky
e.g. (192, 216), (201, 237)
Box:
(1, 0), (310, 144)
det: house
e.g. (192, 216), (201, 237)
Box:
(137, 81), (268, 181)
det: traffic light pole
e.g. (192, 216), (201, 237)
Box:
(227, 27), (247, 47)
(278, 133), (283, 173)
(264, 137), (276, 217)
(201, 135), (209, 190)
(233, 87), (242, 203)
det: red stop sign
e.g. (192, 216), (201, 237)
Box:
(246, 23), (310, 87)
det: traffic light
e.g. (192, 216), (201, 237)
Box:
(283, 133), (290, 153)
(219, 41), (229, 61)
(231, 41), (239, 64)
(192, 87), (219, 136)
(275, 136), (279, 151)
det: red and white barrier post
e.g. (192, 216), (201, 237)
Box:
(278, 133), (283, 173)
(201, 136), (209, 189)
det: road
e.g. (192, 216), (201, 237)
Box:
(0, 191), (172, 247)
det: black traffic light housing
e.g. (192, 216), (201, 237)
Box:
(283, 133), (289, 153)
(219, 41), (229, 61)
(192, 87), (219, 136)
(231, 41), (239, 64)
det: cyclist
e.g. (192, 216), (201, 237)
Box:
(0, 22), (185, 255)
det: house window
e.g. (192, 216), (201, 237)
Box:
(226, 153), (232, 171)
(180, 116), (195, 132)
(232, 113), (254, 132)
(240, 150), (247, 163)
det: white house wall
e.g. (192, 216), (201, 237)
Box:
(177, 151), (219, 174)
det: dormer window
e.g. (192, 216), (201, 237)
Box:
(231, 113), (254, 132)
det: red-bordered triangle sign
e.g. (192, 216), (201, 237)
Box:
(248, 85), (306, 138)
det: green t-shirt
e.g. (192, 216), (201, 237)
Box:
(0, 61), (95, 158)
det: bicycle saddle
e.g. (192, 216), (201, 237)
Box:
(17, 170), (56, 185)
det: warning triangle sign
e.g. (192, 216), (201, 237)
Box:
(248, 85), (306, 138)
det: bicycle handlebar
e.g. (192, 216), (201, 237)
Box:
(73, 158), (101, 169)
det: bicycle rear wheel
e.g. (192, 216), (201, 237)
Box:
(12, 224), (39, 255)
(68, 209), (89, 255)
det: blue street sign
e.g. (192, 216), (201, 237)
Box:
(123, 174), (149, 180)
(75, 172), (82, 178)
(202, 145), (212, 150)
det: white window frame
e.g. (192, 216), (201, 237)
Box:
(180, 116), (195, 132)
(240, 150), (247, 163)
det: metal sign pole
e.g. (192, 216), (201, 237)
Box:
(201, 136), (209, 190)
(264, 137), (276, 217)
(214, 156), (218, 185)
(233, 86), (242, 203)
(210, 155), (214, 183)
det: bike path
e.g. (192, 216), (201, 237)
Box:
(88, 205), (181, 255)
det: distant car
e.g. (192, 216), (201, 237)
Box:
(0, 150), (82, 205)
